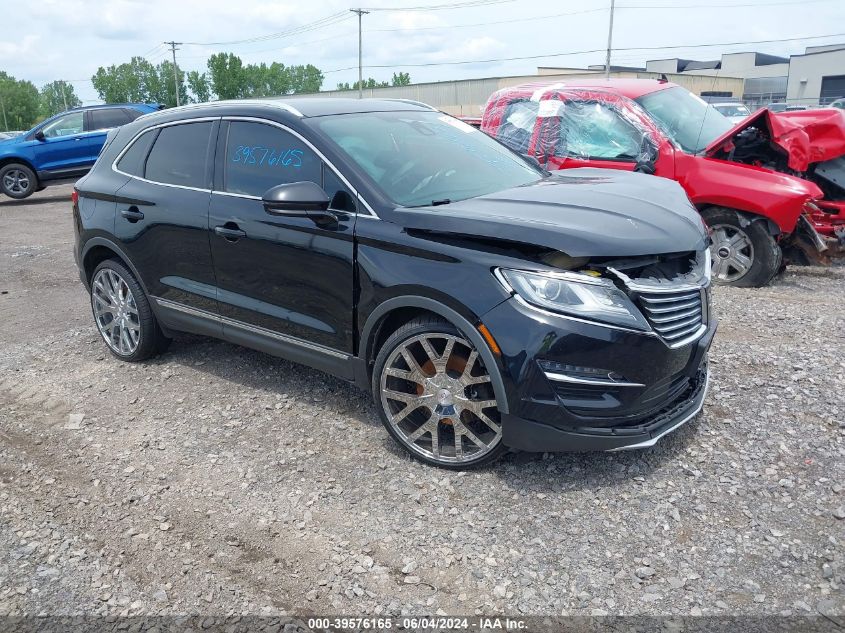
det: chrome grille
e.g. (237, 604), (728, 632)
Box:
(637, 288), (705, 346)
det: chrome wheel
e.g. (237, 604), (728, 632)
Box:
(2, 168), (31, 195)
(91, 269), (141, 356)
(379, 332), (502, 464)
(710, 224), (754, 283)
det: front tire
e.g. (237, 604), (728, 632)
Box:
(0, 163), (37, 199)
(372, 316), (506, 469)
(90, 259), (170, 362)
(702, 207), (781, 287)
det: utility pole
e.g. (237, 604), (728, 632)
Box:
(350, 8), (369, 99)
(61, 82), (68, 111)
(605, 0), (615, 79)
(164, 41), (183, 106)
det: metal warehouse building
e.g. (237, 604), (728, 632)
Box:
(294, 43), (845, 114)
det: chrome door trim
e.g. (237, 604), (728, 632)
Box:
(153, 297), (350, 360)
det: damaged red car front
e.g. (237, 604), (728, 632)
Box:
(481, 80), (844, 287)
(705, 107), (845, 246)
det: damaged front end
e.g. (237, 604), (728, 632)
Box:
(706, 108), (845, 257)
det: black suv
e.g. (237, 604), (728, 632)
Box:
(73, 98), (716, 468)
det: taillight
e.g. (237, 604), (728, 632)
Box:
(71, 190), (79, 206)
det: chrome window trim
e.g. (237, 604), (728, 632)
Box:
(111, 116), (221, 193)
(215, 116), (379, 218)
(153, 297), (349, 360)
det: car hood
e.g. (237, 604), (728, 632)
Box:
(394, 168), (707, 258)
(705, 107), (845, 171)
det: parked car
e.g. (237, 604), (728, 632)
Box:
(482, 80), (845, 287)
(766, 102), (789, 113)
(73, 98), (715, 468)
(830, 98), (845, 110)
(0, 103), (161, 199)
(0, 131), (23, 140)
(710, 101), (752, 124)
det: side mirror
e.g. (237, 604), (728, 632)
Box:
(34, 130), (46, 142)
(634, 136), (658, 175)
(262, 181), (330, 213)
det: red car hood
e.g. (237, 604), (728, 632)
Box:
(705, 108), (845, 172)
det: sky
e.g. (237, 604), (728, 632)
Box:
(2, 0), (845, 104)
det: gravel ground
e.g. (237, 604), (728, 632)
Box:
(0, 184), (843, 621)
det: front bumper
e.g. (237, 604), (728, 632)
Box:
(482, 294), (716, 452)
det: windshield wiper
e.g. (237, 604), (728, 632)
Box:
(430, 198), (452, 206)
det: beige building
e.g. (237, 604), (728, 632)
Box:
(298, 69), (744, 117)
(645, 44), (845, 106)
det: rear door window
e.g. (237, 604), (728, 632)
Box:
(145, 122), (213, 188)
(222, 121), (321, 197)
(89, 108), (132, 132)
(116, 129), (157, 177)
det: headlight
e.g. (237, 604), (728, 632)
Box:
(498, 268), (650, 331)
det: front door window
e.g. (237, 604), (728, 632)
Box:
(41, 112), (84, 138)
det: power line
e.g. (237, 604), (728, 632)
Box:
(318, 31), (845, 72)
(618, 0), (836, 7)
(181, 11), (352, 47)
(367, 7), (606, 32)
(361, 0), (513, 10)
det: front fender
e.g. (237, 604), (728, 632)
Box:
(675, 153), (821, 234)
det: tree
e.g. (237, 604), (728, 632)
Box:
(187, 71), (211, 103)
(392, 72), (411, 87)
(40, 80), (81, 117)
(91, 56), (186, 108)
(288, 64), (323, 94)
(0, 72), (40, 131)
(336, 77), (390, 91)
(207, 53), (246, 100)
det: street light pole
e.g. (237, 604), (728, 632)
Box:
(605, 0), (615, 79)
(164, 40), (183, 106)
(350, 8), (369, 99)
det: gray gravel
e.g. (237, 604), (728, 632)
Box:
(0, 184), (843, 619)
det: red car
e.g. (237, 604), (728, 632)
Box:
(481, 79), (845, 287)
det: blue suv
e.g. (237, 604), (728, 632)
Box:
(0, 103), (160, 199)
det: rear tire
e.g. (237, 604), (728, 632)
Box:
(702, 207), (781, 287)
(0, 163), (37, 199)
(372, 316), (506, 469)
(90, 259), (170, 362)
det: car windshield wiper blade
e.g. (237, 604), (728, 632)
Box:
(430, 198), (452, 206)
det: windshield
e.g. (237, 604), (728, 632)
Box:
(713, 104), (750, 117)
(635, 86), (734, 153)
(311, 110), (542, 207)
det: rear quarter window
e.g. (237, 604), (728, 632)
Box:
(89, 108), (132, 132)
(144, 122), (214, 189)
(116, 129), (157, 177)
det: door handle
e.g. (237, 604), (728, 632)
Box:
(120, 206), (144, 222)
(214, 225), (246, 241)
